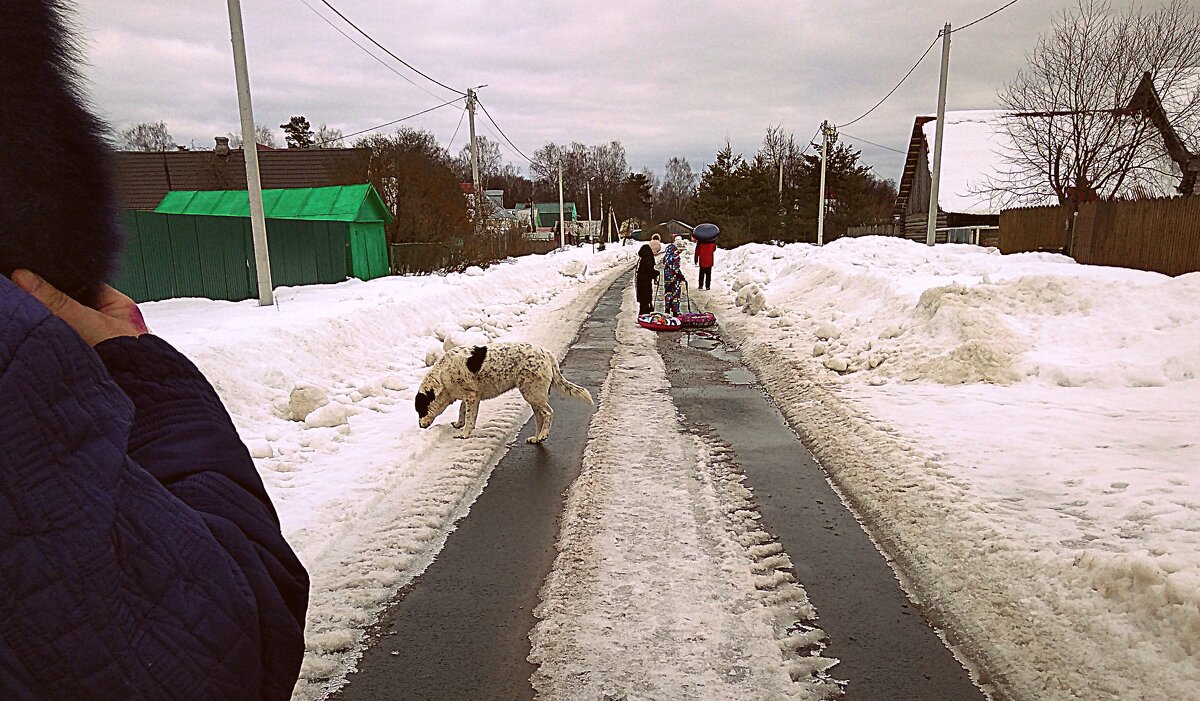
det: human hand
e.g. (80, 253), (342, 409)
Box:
(12, 269), (149, 347)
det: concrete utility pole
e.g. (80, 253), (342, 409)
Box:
(586, 181), (593, 239)
(926, 22), (952, 246)
(466, 88), (481, 198)
(558, 162), (566, 250)
(817, 121), (833, 246)
(226, 0), (272, 306)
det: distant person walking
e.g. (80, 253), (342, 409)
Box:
(693, 238), (717, 290)
(635, 244), (658, 315)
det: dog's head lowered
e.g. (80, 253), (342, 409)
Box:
(415, 345), (488, 428)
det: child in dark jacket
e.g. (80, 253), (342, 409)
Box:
(635, 244), (658, 314)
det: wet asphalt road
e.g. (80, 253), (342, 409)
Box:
(657, 330), (987, 701)
(330, 275), (623, 701)
(331, 273), (987, 701)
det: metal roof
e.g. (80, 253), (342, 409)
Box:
(114, 147), (372, 210)
(155, 183), (393, 224)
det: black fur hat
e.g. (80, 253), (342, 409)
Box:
(0, 0), (124, 307)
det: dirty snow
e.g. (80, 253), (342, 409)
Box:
(133, 232), (1200, 701)
(708, 236), (1200, 701)
(529, 283), (840, 701)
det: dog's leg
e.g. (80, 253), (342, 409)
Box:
(521, 385), (554, 444)
(455, 395), (480, 439)
(452, 401), (467, 430)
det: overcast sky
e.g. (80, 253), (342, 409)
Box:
(73, 0), (1156, 184)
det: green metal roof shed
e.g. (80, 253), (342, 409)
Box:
(114, 184), (393, 303)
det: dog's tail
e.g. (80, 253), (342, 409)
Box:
(551, 364), (593, 404)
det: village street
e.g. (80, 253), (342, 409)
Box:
(328, 273), (984, 701)
(137, 238), (1200, 701)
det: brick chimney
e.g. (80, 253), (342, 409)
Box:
(214, 136), (231, 156)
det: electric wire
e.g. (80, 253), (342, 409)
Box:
(836, 34), (940, 129)
(475, 99), (535, 165)
(803, 125), (822, 154)
(316, 0), (465, 97)
(840, 131), (907, 154)
(313, 96), (465, 146)
(298, 0), (445, 101)
(446, 105), (467, 152)
(952, 0), (1021, 33)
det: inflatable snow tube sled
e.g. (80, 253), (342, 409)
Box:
(678, 311), (716, 328)
(637, 312), (683, 331)
(692, 223), (719, 242)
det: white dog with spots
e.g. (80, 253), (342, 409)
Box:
(415, 342), (592, 443)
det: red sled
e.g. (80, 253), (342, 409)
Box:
(678, 311), (716, 328)
(637, 313), (682, 331)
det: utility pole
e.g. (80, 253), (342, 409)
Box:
(926, 22), (952, 246)
(558, 162), (566, 250)
(817, 121), (833, 246)
(226, 0), (272, 306)
(466, 88), (481, 198)
(586, 181), (593, 241)
(466, 88), (482, 231)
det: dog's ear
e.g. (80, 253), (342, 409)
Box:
(415, 389), (434, 418)
(466, 345), (488, 373)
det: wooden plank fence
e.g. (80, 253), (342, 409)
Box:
(998, 205), (1067, 254)
(1074, 196), (1200, 277)
(998, 196), (1200, 276)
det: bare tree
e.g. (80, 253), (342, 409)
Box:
(992, 0), (1200, 209)
(118, 121), (174, 151)
(455, 135), (503, 186)
(658, 156), (697, 221)
(227, 124), (278, 149)
(314, 123), (345, 148)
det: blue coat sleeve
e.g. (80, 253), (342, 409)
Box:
(0, 290), (308, 701)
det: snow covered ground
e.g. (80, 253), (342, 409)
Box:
(136, 235), (1199, 701)
(529, 283), (840, 700)
(709, 237), (1200, 701)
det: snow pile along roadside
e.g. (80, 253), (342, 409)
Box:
(529, 282), (841, 701)
(138, 246), (633, 700)
(703, 236), (1200, 701)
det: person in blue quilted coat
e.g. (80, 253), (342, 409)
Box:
(0, 271), (310, 700)
(2, 1), (308, 696)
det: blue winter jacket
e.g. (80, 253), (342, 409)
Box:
(0, 276), (309, 700)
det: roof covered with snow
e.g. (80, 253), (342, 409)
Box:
(920, 110), (1019, 215)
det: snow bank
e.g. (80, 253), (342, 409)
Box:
(718, 237), (1200, 388)
(704, 236), (1200, 700)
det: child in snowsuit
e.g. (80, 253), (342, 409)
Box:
(635, 244), (658, 315)
(662, 242), (683, 316)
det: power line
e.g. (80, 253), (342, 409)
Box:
(475, 99), (535, 165)
(446, 105), (467, 152)
(836, 34), (940, 128)
(314, 96), (465, 146)
(803, 125), (822, 154)
(840, 131), (907, 154)
(298, 0), (445, 101)
(952, 0), (1021, 33)
(315, 0), (464, 97)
